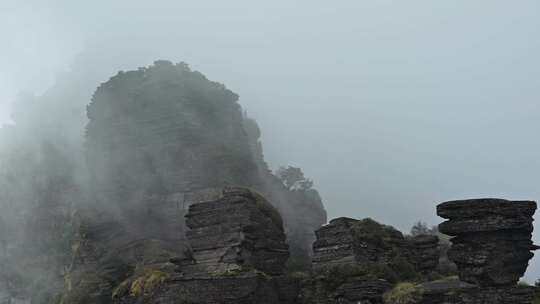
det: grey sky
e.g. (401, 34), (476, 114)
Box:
(1, 0), (540, 280)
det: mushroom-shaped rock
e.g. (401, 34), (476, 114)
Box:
(437, 198), (538, 286)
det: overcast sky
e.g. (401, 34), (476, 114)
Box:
(2, 0), (540, 280)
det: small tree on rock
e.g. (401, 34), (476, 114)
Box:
(410, 221), (430, 236)
(276, 166), (313, 191)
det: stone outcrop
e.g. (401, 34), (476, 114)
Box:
(49, 60), (328, 304)
(310, 217), (419, 304)
(312, 217), (430, 273)
(120, 270), (299, 304)
(85, 60), (326, 266)
(408, 235), (439, 275)
(113, 188), (297, 304)
(243, 115), (327, 261)
(412, 198), (540, 304)
(312, 217), (358, 269)
(437, 198), (538, 286)
(418, 277), (536, 304)
(333, 277), (392, 304)
(183, 187), (289, 276)
(62, 209), (181, 304)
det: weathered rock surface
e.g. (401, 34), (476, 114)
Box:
(62, 210), (172, 303)
(437, 198), (538, 286)
(408, 235), (439, 275)
(243, 116), (327, 261)
(418, 278), (536, 304)
(85, 60), (326, 265)
(310, 217), (417, 304)
(313, 217), (420, 269)
(298, 272), (392, 304)
(115, 272), (299, 304)
(113, 187), (295, 304)
(183, 187), (289, 276)
(334, 277), (392, 304)
(312, 217), (359, 269)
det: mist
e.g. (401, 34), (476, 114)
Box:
(1, 0), (540, 283)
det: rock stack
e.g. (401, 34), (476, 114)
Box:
(408, 235), (440, 275)
(112, 188), (297, 304)
(312, 217), (417, 270)
(184, 187), (289, 276)
(312, 217), (359, 270)
(311, 217), (417, 304)
(419, 198), (540, 304)
(437, 198), (538, 286)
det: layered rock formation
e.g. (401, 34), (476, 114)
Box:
(113, 187), (298, 304)
(312, 217), (433, 274)
(85, 60), (326, 264)
(333, 277), (392, 304)
(418, 277), (536, 304)
(309, 217), (424, 304)
(60, 60), (327, 303)
(415, 198), (540, 304)
(408, 235), (439, 275)
(183, 187), (289, 276)
(437, 198), (538, 286)
(312, 217), (358, 269)
(243, 116), (327, 261)
(62, 208), (181, 303)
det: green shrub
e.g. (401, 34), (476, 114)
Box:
(389, 257), (419, 282)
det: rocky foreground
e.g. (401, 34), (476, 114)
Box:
(94, 192), (538, 304)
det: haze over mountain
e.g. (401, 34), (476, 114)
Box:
(1, 0), (539, 280)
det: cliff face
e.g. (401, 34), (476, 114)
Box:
(243, 116), (327, 262)
(86, 60), (258, 201)
(85, 60), (326, 257)
(61, 61), (327, 302)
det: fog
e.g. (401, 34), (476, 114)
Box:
(1, 0), (540, 281)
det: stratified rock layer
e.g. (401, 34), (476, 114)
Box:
(184, 187), (289, 276)
(311, 217), (358, 269)
(408, 235), (440, 275)
(113, 188), (295, 304)
(310, 217), (422, 304)
(437, 198), (538, 286)
(124, 273), (299, 304)
(419, 278), (536, 304)
(334, 277), (392, 304)
(312, 217), (432, 272)
(85, 60), (326, 264)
